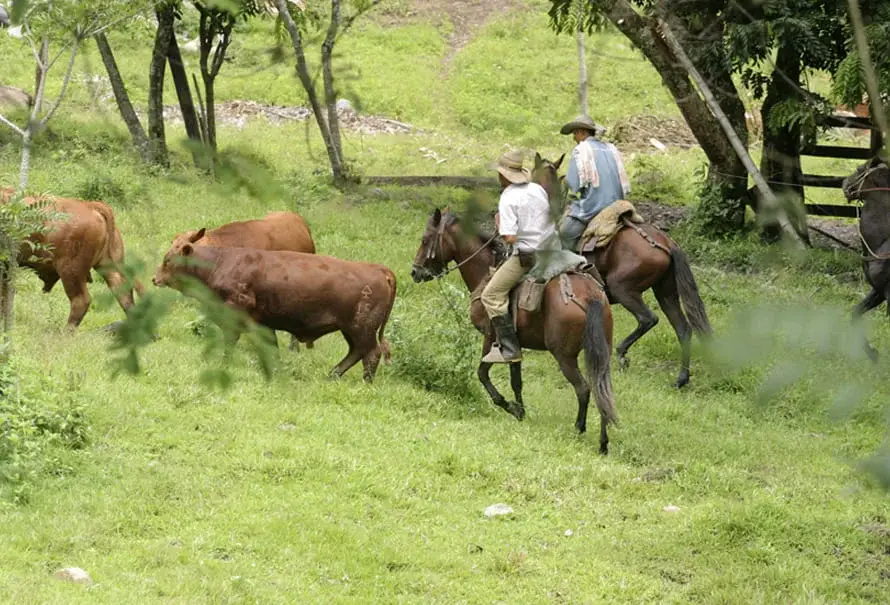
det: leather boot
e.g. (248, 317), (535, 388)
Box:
(580, 261), (605, 287)
(482, 314), (522, 363)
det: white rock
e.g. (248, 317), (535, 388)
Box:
(7, 25), (23, 39)
(484, 503), (513, 518)
(54, 567), (93, 584)
(663, 504), (681, 513)
(182, 38), (200, 53)
(564, 529), (573, 537)
(649, 138), (667, 151)
(336, 98), (354, 113)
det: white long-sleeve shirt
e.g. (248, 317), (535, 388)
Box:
(498, 182), (560, 254)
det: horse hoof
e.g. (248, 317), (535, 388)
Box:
(618, 355), (629, 370)
(675, 376), (689, 389)
(575, 423), (587, 434)
(510, 402), (525, 421)
(599, 444), (608, 456)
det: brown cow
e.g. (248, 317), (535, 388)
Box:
(171, 211), (316, 350)
(152, 242), (396, 382)
(1, 187), (144, 329)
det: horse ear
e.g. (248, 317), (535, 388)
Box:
(534, 152), (543, 167)
(432, 208), (441, 224)
(554, 153), (565, 170)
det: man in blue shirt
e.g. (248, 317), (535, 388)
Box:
(558, 115), (631, 251)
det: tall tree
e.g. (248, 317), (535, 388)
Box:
(272, 0), (382, 186)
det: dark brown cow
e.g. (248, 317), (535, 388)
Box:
(1, 187), (144, 329)
(152, 241), (396, 382)
(170, 212), (316, 350)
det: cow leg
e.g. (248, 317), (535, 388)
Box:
(330, 333), (364, 379)
(361, 340), (384, 383)
(41, 275), (59, 293)
(288, 333), (300, 352)
(97, 266), (135, 314)
(60, 274), (91, 330)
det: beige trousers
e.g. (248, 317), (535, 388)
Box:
(481, 255), (526, 318)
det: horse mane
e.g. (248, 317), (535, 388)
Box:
(442, 210), (507, 265)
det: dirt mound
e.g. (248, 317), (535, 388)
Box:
(161, 100), (417, 136)
(609, 114), (699, 152)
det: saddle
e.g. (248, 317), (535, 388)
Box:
(578, 199), (644, 253)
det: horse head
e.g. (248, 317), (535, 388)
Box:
(411, 207), (460, 283)
(532, 152), (565, 204)
(843, 156), (890, 202)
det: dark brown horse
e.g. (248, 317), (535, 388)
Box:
(532, 153), (712, 388)
(842, 156), (890, 361)
(410, 208), (618, 454)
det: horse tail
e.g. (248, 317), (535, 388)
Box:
(583, 298), (618, 427)
(377, 269), (397, 363)
(670, 244), (711, 338)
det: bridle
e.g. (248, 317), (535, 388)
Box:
(422, 217), (498, 279)
(847, 161), (890, 262)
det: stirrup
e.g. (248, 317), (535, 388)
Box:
(482, 343), (522, 364)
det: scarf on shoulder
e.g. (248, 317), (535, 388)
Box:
(573, 139), (631, 196)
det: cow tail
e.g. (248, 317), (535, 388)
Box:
(92, 202), (145, 297)
(378, 270), (397, 363)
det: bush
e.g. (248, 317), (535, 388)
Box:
(0, 359), (89, 504)
(388, 284), (485, 403)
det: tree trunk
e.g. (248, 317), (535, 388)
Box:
(576, 1), (588, 115)
(274, 0), (344, 184)
(167, 37), (202, 143)
(657, 17), (805, 248)
(598, 0), (749, 229)
(95, 32), (151, 163)
(148, 7), (175, 167)
(322, 0), (345, 181)
(758, 40), (807, 242)
(202, 72), (216, 150)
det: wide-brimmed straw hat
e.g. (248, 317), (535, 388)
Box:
(559, 114), (605, 136)
(493, 149), (530, 184)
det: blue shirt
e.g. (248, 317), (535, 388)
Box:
(565, 137), (626, 222)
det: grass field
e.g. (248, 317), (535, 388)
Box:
(1, 2), (889, 603)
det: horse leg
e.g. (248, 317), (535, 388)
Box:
(853, 287), (884, 362)
(653, 275), (693, 388)
(509, 362), (526, 419)
(555, 354), (592, 438)
(611, 288), (659, 369)
(477, 336), (524, 420)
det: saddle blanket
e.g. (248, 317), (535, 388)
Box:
(579, 199), (644, 252)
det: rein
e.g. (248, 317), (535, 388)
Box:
(435, 232), (499, 278)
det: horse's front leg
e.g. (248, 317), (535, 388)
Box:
(509, 362), (526, 420)
(477, 336), (524, 421)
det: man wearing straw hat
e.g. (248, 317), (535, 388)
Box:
(558, 114), (631, 251)
(481, 149), (560, 364)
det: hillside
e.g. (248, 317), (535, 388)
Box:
(1, 2), (889, 603)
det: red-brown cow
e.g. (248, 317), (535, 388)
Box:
(152, 241), (396, 382)
(169, 212), (316, 350)
(1, 187), (144, 329)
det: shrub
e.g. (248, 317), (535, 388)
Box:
(0, 359), (89, 504)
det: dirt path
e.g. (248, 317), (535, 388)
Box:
(385, 0), (525, 74)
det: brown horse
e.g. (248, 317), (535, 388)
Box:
(410, 208), (618, 454)
(532, 153), (712, 388)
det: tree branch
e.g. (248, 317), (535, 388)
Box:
(0, 114), (25, 137)
(40, 43), (80, 127)
(846, 0), (889, 145)
(337, 0), (383, 41)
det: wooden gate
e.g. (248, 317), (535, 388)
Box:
(800, 113), (883, 218)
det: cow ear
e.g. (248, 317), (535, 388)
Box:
(182, 244), (193, 256)
(432, 208), (441, 225)
(554, 153), (565, 170)
(190, 228), (206, 242)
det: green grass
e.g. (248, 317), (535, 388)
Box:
(1, 3), (889, 603)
